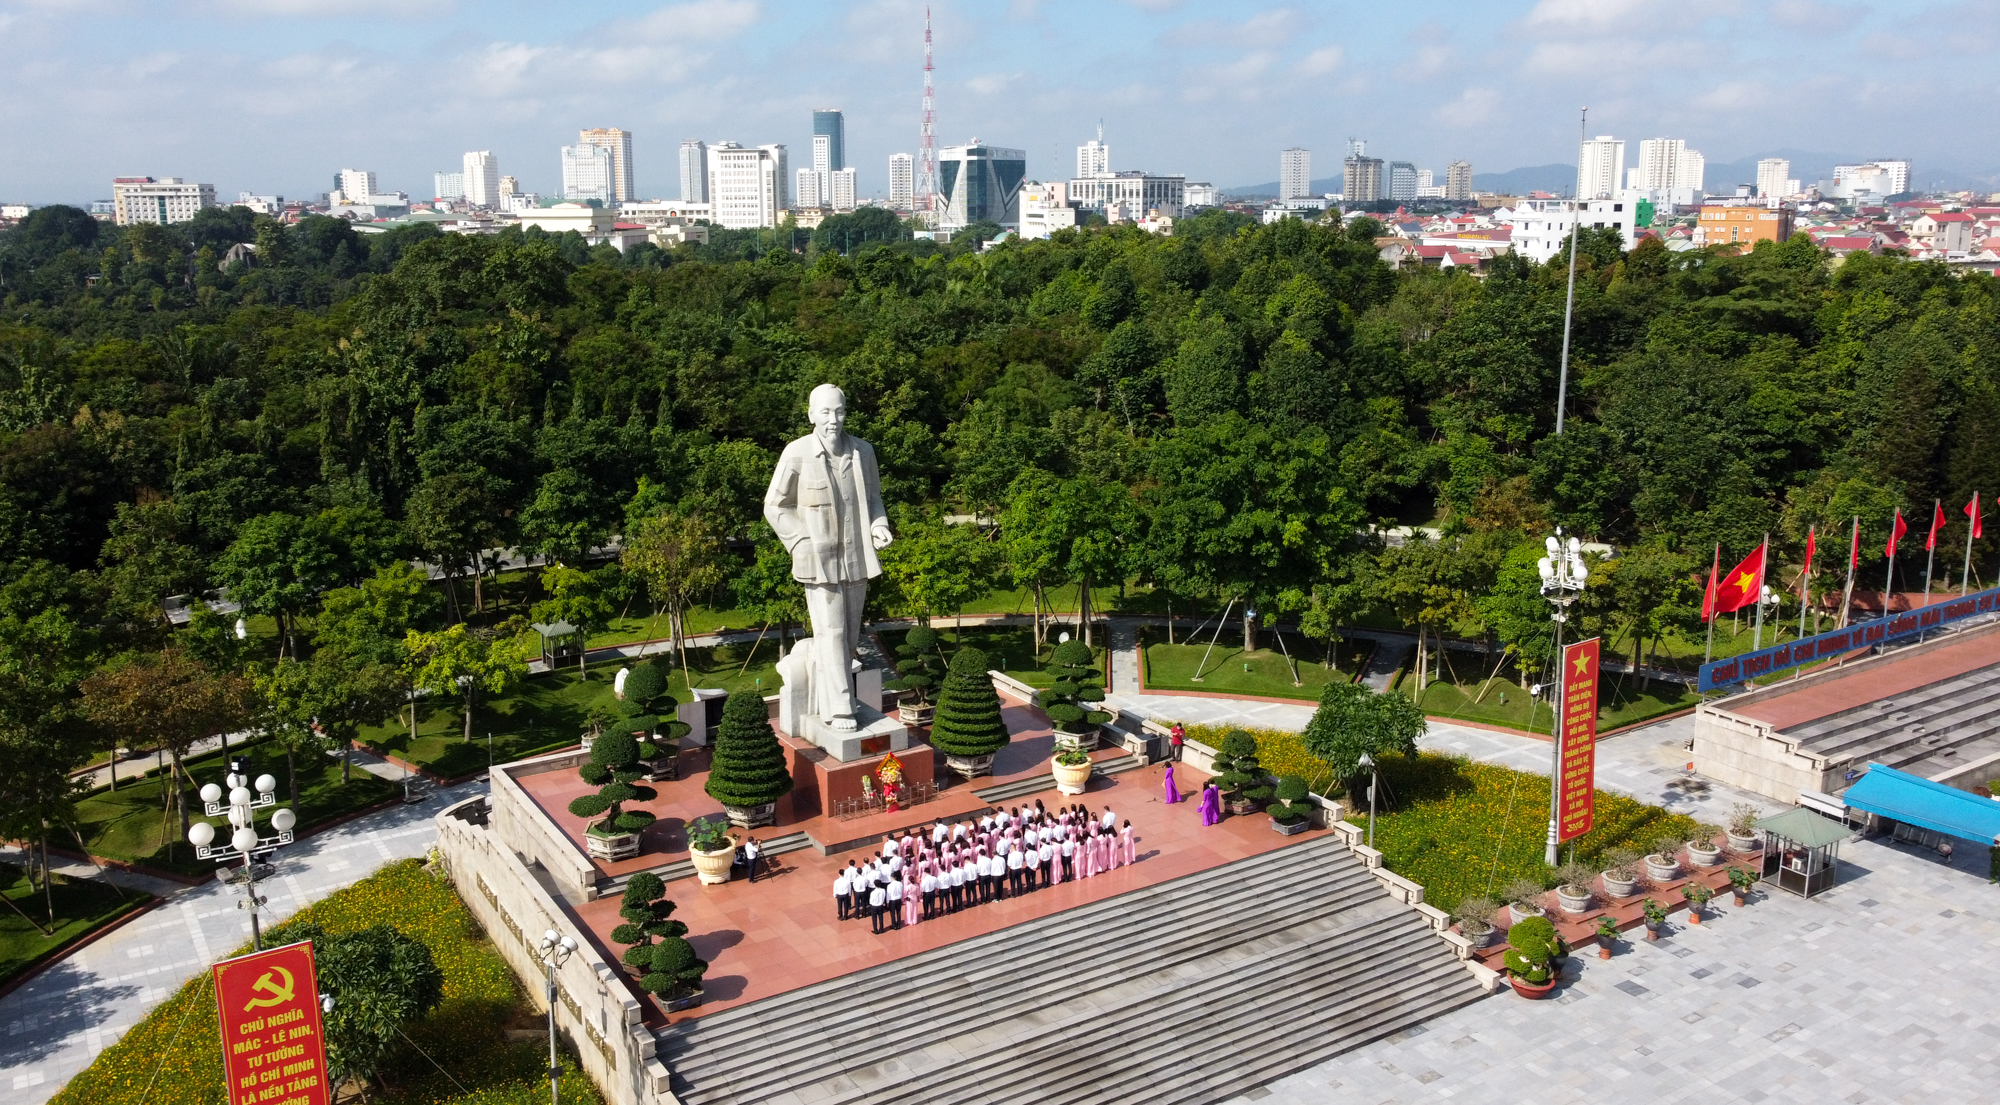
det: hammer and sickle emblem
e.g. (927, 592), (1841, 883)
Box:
(243, 965), (295, 1011)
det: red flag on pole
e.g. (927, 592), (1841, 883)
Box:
(1713, 544), (1765, 614)
(1927, 501), (1946, 551)
(1850, 518), (1861, 569)
(1802, 526), (1816, 582)
(1886, 510), (1908, 558)
(1967, 493), (1984, 540)
(1702, 543), (1721, 620)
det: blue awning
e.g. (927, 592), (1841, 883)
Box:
(1842, 764), (2000, 843)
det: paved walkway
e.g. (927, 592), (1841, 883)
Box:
(0, 779), (477, 1103)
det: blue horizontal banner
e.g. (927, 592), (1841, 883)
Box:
(1698, 585), (2000, 693)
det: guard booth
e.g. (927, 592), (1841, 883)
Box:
(1754, 807), (1850, 898)
(530, 621), (583, 668)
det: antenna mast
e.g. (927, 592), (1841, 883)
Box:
(916, 5), (938, 224)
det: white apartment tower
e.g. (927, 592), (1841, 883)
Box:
(707, 143), (787, 229)
(562, 143), (614, 203)
(111, 177), (216, 225)
(889, 153), (914, 211)
(1756, 158), (1791, 198)
(679, 140), (709, 203)
(434, 171), (464, 200)
(336, 168), (377, 204)
(1078, 138), (1110, 179)
(1633, 138), (1705, 192)
(1280, 148), (1311, 201)
(463, 151), (500, 208)
(1445, 160), (1472, 201)
(578, 128), (634, 202)
(1576, 135), (1624, 199)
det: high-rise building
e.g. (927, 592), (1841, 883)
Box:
(498, 175), (518, 201)
(1185, 182), (1219, 208)
(1832, 160), (1910, 199)
(707, 142), (787, 228)
(1388, 161), (1418, 202)
(1068, 171), (1186, 220)
(679, 140), (708, 203)
(578, 128), (634, 202)
(812, 109), (846, 172)
(1342, 142), (1383, 203)
(889, 153), (914, 211)
(335, 168), (376, 204)
(1634, 138), (1704, 192)
(1445, 160), (1472, 201)
(1576, 135), (1625, 199)
(562, 143), (614, 203)
(463, 151), (500, 208)
(1280, 148), (1312, 201)
(796, 167), (823, 210)
(1078, 138), (1110, 179)
(111, 177), (215, 225)
(434, 171), (465, 200)
(937, 141), (1027, 231)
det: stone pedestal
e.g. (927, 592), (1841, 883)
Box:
(799, 704), (909, 763)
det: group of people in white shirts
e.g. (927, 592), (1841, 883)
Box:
(832, 801), (1139, 934)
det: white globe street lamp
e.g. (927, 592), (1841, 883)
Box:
(186, 760), (296, 950)
(1538, 528), (1589, 866)
(537, 929), (577, 1105)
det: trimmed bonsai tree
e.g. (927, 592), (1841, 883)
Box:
(639, 935), (708, 1005)
(567, 729), (658, 837)
(885, 626), (945, 710)
(705, 690), (795, 825)
(618, 660), (691, 771)
(1502, 915), (1566, 985)
(1502, 876), (1547, 918)
(1212, 730), (1271, 809)
(1267, 776), (1314, 827)
(1037, 640), (1111, 736)
(930, 646), (1011, 777)
(1453, 895), (1500, 942)
(611, 872), (687, 971)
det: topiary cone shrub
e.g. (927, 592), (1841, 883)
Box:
(705, 690), (795, 825)
(1267, 775), (1314, 826)
(886, 626), (944, 707)
(1501, 915), (1566, 985)
(568, 729), (659, 836)
(640, 934), (709, 1006)
(930, 645), (1011, 777)
(1213, 729), (1272, 809)
(611, 872), (688, 970)
(1038, 639), (1111, 735)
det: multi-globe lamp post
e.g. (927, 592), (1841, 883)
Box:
(537, 929), (576, 1105)
(1537, 529), (1589, 866)
(186, 761), (296, 951)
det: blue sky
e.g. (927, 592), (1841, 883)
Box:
(2, 0), (1993, 204)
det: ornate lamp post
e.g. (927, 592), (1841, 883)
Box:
(537, 928), (576, 1105)
(186, 761), (296, 951)
(1537, 529), (1589, 866)
(1357, 751), (1379, 851)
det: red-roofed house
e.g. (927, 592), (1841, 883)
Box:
(1911, 212), (1975, 252)
(1819, 235), (1877, 258)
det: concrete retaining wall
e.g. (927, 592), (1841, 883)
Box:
(490, 749), (601, 904)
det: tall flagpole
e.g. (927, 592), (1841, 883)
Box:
(1704, 542), (1719, 664)
(1924, 498), (1940, 605)
(1884, 513), (1898, 616)
(1555, 107), (1586, 436)
(1964, 493), (1980, 597)
(1840, 516), (1858, 628)
(1799, 526), (1812, 642)
(1753, 534), (1769, 650)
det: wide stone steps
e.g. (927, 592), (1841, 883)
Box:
(598, 830), (815, 893)
(657, 835), (1483, 1105)
(1803, 688), (2000, 766)
(974, 754), (1144, 803)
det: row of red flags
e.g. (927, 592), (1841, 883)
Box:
(1702, 494), (1985, 620)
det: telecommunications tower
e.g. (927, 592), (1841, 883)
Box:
(916, 4), (938, 224)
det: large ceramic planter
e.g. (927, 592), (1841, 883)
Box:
(1643, 855), (1680, 883)
(723, 802), (776, 829)
(898, 701), (936, 725)
(1510, 903), (1546, 926)
(1511, 974), (1556, 1000)
(662, 988), (703, 1013)
(1462, 924), (1498, 950)
(1556, 886), (1592, 914)
(945, 753), (995, 781)
(1057, 727), (1101, 752)
(1686, 842), (1723, 868)
(1052, 758), (1093, 796)
(1270, 817), (1310, 836)
(639, 752), (679, 782)
(587, 829), (642, 861)
(1224, 796), (1262, 817)
(690, 844), (735, 886)
(1601, 873), (1638, 900)
(1726, 830), (1762, 854)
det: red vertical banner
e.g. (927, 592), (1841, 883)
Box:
(1555, 637), (1601, 843)
(213, 940), (333, 1105)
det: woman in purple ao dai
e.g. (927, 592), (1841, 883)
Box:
(1198, 782), (1222, 827)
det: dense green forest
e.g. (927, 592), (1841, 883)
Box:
(1, 199), (1997, 842)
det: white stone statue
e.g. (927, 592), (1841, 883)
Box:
(764, 384), (894, 733)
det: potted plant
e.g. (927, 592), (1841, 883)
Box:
(686, 815), (736, 886)
(1502, 877), (1548, 925)
(1213, 730), (1272, 816)
(886, 625), (944, 724)
(1686, 822), (1724, 867)
(1682, 880), (1714, 924)
(1726, 865), (1756, 905)
(611, 872), (687, 974)
(1600, 846), (1641, 900)
(566, 730), (659, 860)
(1267, 776), (1315, 835)
(1051, 737), (1094, 795)
(1553, 861), (1596, 914)
(1594, 915), (1619, 959)
(1502, 916), (1566, 999)
(929, 646), (1011, 780)
(1640, 897), (1668, 940)
(1644, 832), (1685, 883)
(639, 935), (708, 1012)
(705, 690), (795, 828)
(1453, 895), (1501, 949)
(618, 661), (689, 781)
(1726, 803), (1763, 853)
(1038, 640), (1112, 750)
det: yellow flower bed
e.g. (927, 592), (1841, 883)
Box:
(1182, 724), (1340, 793)
(52, 860), (603, 1105)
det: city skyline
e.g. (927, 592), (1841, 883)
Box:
(0, 0), (1991, 204)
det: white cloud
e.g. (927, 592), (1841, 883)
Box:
(200, 0), (454, 17)
(965, 71), (1023, 96)
(1434, 86), (1501, 126)
(1163, 7), (1304, 49)
(623, 0), (761, 42)
(1522, 0), (1667, 32)
(1297, 45), (1343, 75)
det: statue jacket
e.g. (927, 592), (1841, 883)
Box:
(763, 432), (888, 584)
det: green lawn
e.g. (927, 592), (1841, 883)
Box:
(1354, 753), (1704, 913)
(1401, 664), (1694, 735)
(1141, 628), (1353, 701)
(880, 625), (1106, 690)
(0, 864), (152, 988)
(73, 738), (400, 876)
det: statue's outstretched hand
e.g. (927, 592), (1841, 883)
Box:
(871, 524), (894, 551)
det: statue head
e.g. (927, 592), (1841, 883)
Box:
(809, 384), (848, 450)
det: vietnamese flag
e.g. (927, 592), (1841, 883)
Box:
(1850, 518), (1861, 569)
(1886, 509), (1908, 558)
(1927, 501), (1946, 552)
(1701, 543), (1721, 620)
(1712, 544), (1764, 614)
(1802, 526), (1816, 582)
(1967, 493), (1984, 541)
